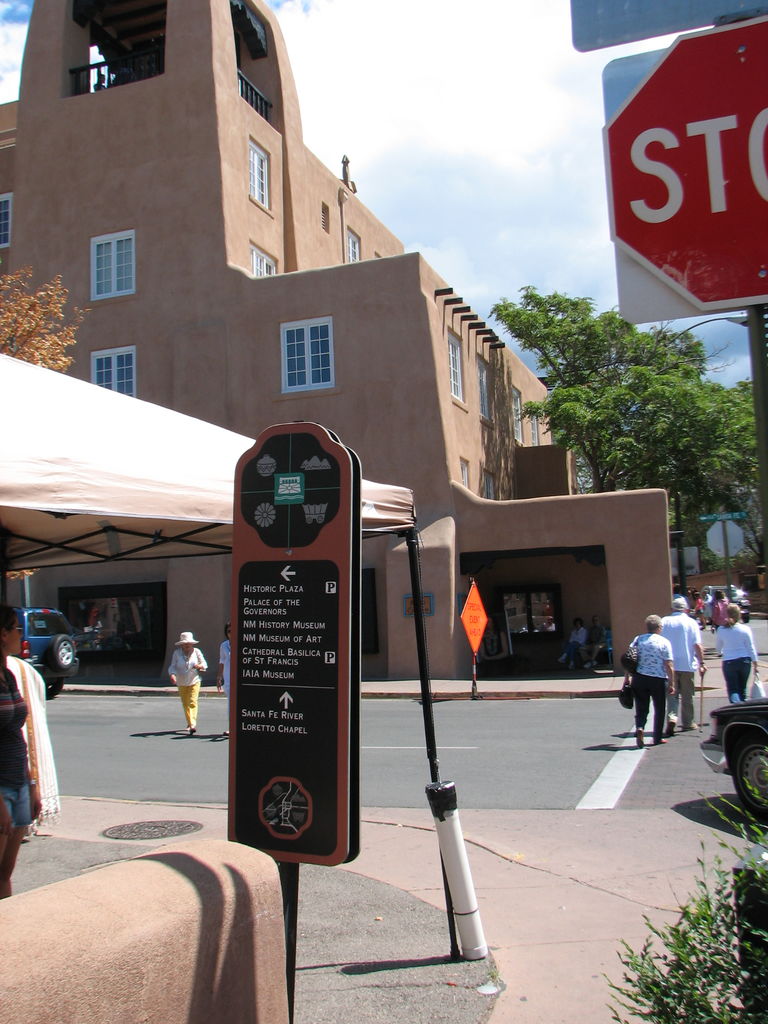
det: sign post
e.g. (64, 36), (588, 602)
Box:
(460, 581), (488, 700)
(229, 422), (361, 1022)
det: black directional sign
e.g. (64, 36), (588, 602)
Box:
(229, 423), (361, 866)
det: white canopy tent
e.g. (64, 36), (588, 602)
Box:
(0, 355), (415, 573)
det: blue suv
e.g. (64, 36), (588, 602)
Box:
(13, 607), (80, 699)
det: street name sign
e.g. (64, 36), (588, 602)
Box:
(605, 17), (768, 312)
(229, 423), (361, 866)
(699, 511), (747, 522)
(572, 0), (762, 51)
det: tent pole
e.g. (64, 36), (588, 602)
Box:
(404, 527), (439, 783)
(404, 526), (478, 961)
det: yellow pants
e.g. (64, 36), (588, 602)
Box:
(178, 683), (200, 728)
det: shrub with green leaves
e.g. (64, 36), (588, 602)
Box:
(609, 837), (768, 1023)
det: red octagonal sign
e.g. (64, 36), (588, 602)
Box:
(606, 17), (768, 311)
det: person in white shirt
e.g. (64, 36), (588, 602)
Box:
(168, 631), (207, 735)
(216, 621), (231, 737)
(661, 596), (706, 734)
(626, 614), (675, 747)
(716, 603), (759, 703)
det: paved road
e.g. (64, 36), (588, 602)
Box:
(43, 689), (737, 811)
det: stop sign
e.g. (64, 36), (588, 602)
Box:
(606, 16), (768, 310)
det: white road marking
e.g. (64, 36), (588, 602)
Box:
(576, 734), (645, 810)
(362, 746), (478, 750)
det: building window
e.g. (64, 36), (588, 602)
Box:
(92, 346), (136, 396)
(249, 141), (269, 207)
(460, 459), (470, 488)
(347, 228), (360, 263)
(251, 245), (276, 277)
(503, 586), (562, 640)
(478, 357), (490, 419)
(321, 202), (330, 233)
(512, 387), (523, 442)
(91, 230), (135, 300)
(531, 415), (540, 446)
(281, 317), (334, 392)
(0, 193), (11, 247)
(448, 332), (463, 401)
(482, 471), (495, 500)
(59, 581), (166, 659)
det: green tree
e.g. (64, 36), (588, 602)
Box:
(491, 288), (757, 536)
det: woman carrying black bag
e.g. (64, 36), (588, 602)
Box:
(625, 614), (674, 748)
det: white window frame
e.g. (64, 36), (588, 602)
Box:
(90, 230), (135, 300)
(346, 228), (361, 263)
(531, 414), (540, 446)
(482, 471), (496, 500)
(512, 387), (523, 442)
(249, 141), (269, 207)
(477, 357), (490, 419)
(460, 459), (470, 488)
(250, 244), (277, 277)
(0, 193), (12, 248)
(281, 316), (335, 393)
(91, 345), (136, 396)
(448, 331), (463, 401)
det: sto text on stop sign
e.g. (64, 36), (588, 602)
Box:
(606, 17), (768, 307)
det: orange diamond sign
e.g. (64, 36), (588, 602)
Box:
(460, 582), (488, 655)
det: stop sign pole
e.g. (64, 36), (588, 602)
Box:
(605, 15), (768, 564)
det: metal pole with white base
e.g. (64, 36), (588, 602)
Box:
(404, 528), (487, 961)
(426, 781), (488, 960)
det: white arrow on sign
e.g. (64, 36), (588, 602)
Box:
(281, 565), (296, 582)
(280, 691), (294, 710)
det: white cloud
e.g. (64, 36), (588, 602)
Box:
(0, 16), (27, 103)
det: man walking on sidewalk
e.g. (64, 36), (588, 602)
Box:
(661, 596), (707, 733)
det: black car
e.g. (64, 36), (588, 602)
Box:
(13, 606), (80, 699)
(701, 700), (768, 819)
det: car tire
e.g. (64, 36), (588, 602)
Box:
(45, 634), (76, 673)
(732, 734), (768, 820)
(46, 678), (64, 700)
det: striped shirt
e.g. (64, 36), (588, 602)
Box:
(0, 667), (29, 787)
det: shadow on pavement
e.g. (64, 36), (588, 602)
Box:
(672, 794), (754, 836)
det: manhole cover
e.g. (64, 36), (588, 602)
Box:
(101, 820), (204, 841)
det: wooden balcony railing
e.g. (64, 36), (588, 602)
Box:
(70, 49), (164, 96)
(238, 71), (271, 122)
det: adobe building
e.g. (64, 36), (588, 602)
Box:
(0, 0), (671, 681)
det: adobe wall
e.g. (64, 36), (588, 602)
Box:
(515, 445), (575, 499)
(0, 839), (288, 1024)
(450, 485), (671, 675)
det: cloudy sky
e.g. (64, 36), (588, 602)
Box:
(0, 0), (752, 383)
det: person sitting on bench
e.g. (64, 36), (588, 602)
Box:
(580, 615), (607, 668)
(558, 617), (587, 670)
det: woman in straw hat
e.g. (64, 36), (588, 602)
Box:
(168, 631), (207, 735)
